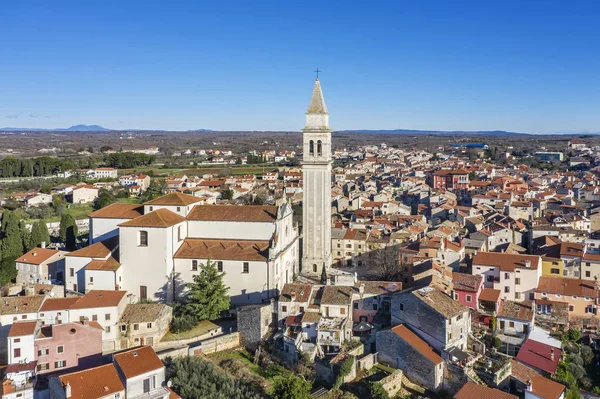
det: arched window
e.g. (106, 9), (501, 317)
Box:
(317, 140), (322, 156)
(313, 264), (317, 273)
(309, 140), (314, 155)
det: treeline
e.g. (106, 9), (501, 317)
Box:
(0, 156), (90, 178)
(0, 152), (155, 179)
(103, 153), (155, 168)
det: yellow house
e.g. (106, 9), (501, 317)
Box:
(541, 256), (563, 277)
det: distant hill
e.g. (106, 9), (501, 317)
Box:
(186, 128), (215, 133)
(335, 129), (532, 136)
(0, 124), (111, 132)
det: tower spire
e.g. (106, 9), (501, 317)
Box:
(306, 78), (328, 115)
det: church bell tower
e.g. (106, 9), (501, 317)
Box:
(301, 78), (332, 277)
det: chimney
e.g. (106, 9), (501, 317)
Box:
(41, 241), (46, 249)
(550, 348), (555, 361)
(290, 291), (296, 302)
(65, 382), (72, 398)
(32, 252), (37, 257)
(523, 260), (531, 268)
(359, 283), (365, 298)
(526, 380), (532, 392)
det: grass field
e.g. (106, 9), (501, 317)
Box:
(20, 203), (94, 224)
(161, 320), (220, 342)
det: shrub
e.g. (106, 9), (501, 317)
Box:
(492, 336), (502, 350)
(565, 328), (582, 343)
(581, 345), (594, 365)
(568, 353), (584, 367)
(170, 314), (198, 333)
(369, 382), (390, 399)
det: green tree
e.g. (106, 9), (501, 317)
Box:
(19, 220), (32, 253)
(0, 257), (18, 286)
(59, 214), (78, 250)
(271, 374), (311, 399)
(30, 220), (50, 249)
(95, 188), (115, 209)
(1, 210), (24, 259)
(369, 383), (390, 399)
(565, 328), (582, 343)
(166, 356), (262, 399)
(183, 259), (230, 321)
(321, 264), (327, 284)
(142, 179), (166, 202)
(221, 189), (234, 200)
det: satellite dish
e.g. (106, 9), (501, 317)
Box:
(167, 380), (172, 388)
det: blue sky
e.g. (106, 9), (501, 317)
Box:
(1, 1), (599, 133)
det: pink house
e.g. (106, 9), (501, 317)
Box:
(35, 320), (103, 374)
(452, 272), (483, 309)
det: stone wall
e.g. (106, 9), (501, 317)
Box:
(357, 352), (378, 371)
(190, 332), (240, 355)
(380, 370), (403, 398)
(237, 303), (273, 351)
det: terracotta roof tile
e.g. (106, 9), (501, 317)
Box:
(40, 297), (80, 312)
(392, 324), (443, 364)
(187, 205), (278, 222)
(143, 192), (202, 206)
(454, 382), (517, 399)
(85, 256), (120, 271)
(174, 238), (270, 262)
(530, 374), (565, 399)
(58, 364), (124, 399)
(411, 287), (467, 319)
(8, 321), (38, 337)
(515, 339), (561, 374)
(88, 203), (143, 219)
(452, 273), (482, 293)
(479, 288), (501, 303)
(16, 248), (61, 265)
(113, 346), (164, 379)
(473, 252), (540, 271)
(536, 276), (597, 297)
(66, 236), (118, 258)
(119, 208), (186, 228)
(68, 290), (127, 310)
(279, 283), (313, 303)
(320, 286), (354, 306)
(120, 303), (168, 324)
(497, 300), (533, 321)
(0, 296), (45, 315)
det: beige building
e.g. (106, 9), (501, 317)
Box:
(71, 185), (99, 204)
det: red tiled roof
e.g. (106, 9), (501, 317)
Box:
(68, 290), (127, 310)
(58, 364), (124, 399)
(8, 321), (37, 337)
(113, 346), (164, 379)
(119, 208), (186, 228)
(479, 288), (501, 303)
(187, 205), (278, 222)
(16, 248), (60, 265)
(88, 203), (143, 219)
(473, 252), (540, 271)
(392, 324), (443, 364)
(515, 339), (561, 374)
(454, 382), (517, 399)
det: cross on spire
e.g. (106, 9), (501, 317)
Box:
(314, 67), (321, 80)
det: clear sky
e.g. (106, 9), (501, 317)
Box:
(1, 0), (599, 133)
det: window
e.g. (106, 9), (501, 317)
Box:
(139, 231), (148, 247)
(14, 338), (20, 343)
(121, 325), (127, 332)
(282, 306), (287, 312)
(456, 314), (462, 321)
(55, 360), (66, 369)
(340, 307), (346, 315)
(587, 262), (591, 267)
(586, 271), (591, 278)
(57, 345), (64, 354)
(399, 303), (404, 311)
(504, 286), (510, 293)
(299, 306), (305, 313)
(147, 322), (153, 329)
(317, 140), (323, 156)
(143, 376), (156, 394)
(38, 348), (49, 356)
(515, 278), (520, 285)
(37, 363), (49, 371)
(134, 324), (139, 331)
(569, 305), (575, 312)
(89, 277), (94, 284)
(69, 268), (74, 277)
(106, 326), (111, 333)
(509, 321), (515, 328)
(372, 304), (378, 311)
(504, 273), (510, 279)
(105, 313), (111, 321)
(217, 261), (223, 272)
(551, 268), (560, 274)
(309, 140), (314, 155)
(529, 293), (535, 301)
(313, 264), (317, 273)
(466, 295), (472, 303)
(92, 314), (98, 322)
(13, 348), (20, 358)
(192, 260), (198, 271)
(149, 206), (153, 211)
(243, 262), (249, 273)
(515, 292), (521, 300)
(353, 303), (358, 309)
(177, 207), (181, 212)
(487, 275), (495, 283)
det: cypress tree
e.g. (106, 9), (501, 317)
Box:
(30, 221), (50, 249)
(321, 264), (327, 284)
(19, 220), (32, 253)
(59, 214), (77, 242)
(1, 210), (24, 259)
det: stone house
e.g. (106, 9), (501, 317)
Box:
(237, 303), (273, 351)
(391, 286), (470, 355)
(376, 324), (444, 391)
(118, 303), (172, 349)
(15, 248), (66, 285)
